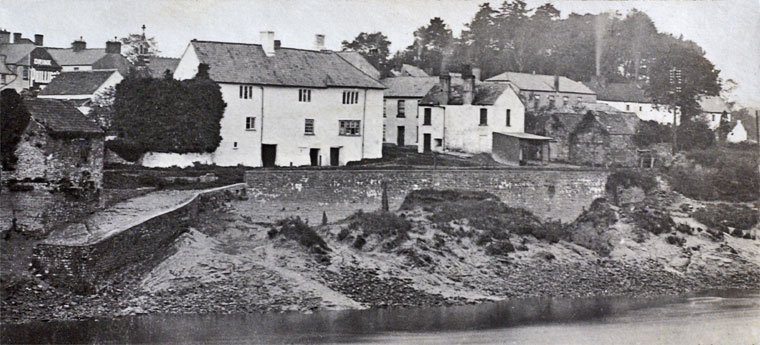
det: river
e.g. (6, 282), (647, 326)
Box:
(3, 289), (759, 344)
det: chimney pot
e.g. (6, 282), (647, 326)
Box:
(34, 34), (43, 46)
(13, 32), (22, 43)
(0, 30), (10, 44)
(106, 39), (121, 54)
(314, 34), (325, 51)
(72, 38), (87, 52)
(260, 31), (275, 57)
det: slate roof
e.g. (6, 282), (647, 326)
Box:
(584, 82), (652, 103)
(336, 51), (381, 80)
(381, 76), (439, 98)
(419, 81), (513, 106)
(24, 98), (103, 136)
(189, 40), (385, 89)
(400, 64), (429, 77)
(486, 71), (596, 95)
(698, 96), (730, 113)
(147, 56), (180, 79)
(0, 56), (12, 75)
(47, 48), (130, 75)
(39, 70), (118, 96)
(0, 43), (37, 65)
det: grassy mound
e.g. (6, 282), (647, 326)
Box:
(693, 203), (758, 233)
(268, 217), (330, 255)
(345, 210), (412, 250)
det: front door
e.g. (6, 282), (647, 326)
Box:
(423, 134), (431, 153)
(309, 148), (320, 166)
(262, 144), (276, 167)
(330, 147), (340, 166)
(397, 126), (405, 146)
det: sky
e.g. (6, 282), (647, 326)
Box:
(1, 0), (758, 107)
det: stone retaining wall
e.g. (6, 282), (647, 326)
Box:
(31, 184), (247, 293)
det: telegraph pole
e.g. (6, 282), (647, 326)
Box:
(669, 68), (682, 154)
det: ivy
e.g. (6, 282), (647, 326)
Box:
(1, 89), (31, 171)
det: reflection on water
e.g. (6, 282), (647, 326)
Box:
(3, 289), (759, 344)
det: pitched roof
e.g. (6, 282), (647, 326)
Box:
(0, 56), (12, 75)
(39, 70), (118, 96)
(381, 76), (439, 98)
(47, 48), (109, 65)
(0, 43), (37, 64)
(698, 96), (730, 113)
(336, 51), (381, 80)
(24, 98), (103, 136)
(189, 40), (385, 89)
(584, 82), (652, 103)
(147, 56), (180, 79)
(419, 81), (513, 106)
(91, 53), (131, 75)
(400, 64), (429, 77)
(486, 71), (596, 95)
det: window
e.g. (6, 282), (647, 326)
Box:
(22, 67), (28, 80)
(298, 89), (312, 102)
(435, 139), (443, 147)
(712, 114), (716, 122)
(626, 104), (630, 111)
(339, 120), (361, 136)
(383, 124), (386, 142)
(304, 119), (314, 135)
(245, 117), (256, 130)
(342, 90), (359, 104)
(423, 108), (432, 125)
(397, 100), (405, 117)
(73, 67), (79, 71)
(233, 142), (238, 149)
(383, 100), (386, 117)
(239, 85), (254, 99)
(506, 109), (511, 127)
(639, 106), (643, 111)
(479, 108), (488, 126)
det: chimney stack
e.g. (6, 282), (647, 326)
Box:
(314, 34), (325, 50)
(105, 38), (121, 54)
(439, 75), (451, 105)
(274, 40), (281, 49)
(72, 37), (86, 52)
(34, 34), (43, 46)
(554, 74), (560, 92)
(0, 30), (9, 44)
(463, 65), (475, 105)
(13, 33), (21, 43)
(260, 31), (275, 57)
(472, 67), (481, 82)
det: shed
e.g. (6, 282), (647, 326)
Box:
(492, 132), (552, 166)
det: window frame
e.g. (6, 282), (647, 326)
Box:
(298, 89), (312, 102)
(423, 108), (432, 126)
(245, 116), (256, 130)
(479, 108), (488, 126)
(397, 100), (405, 118)
(506, 109), (511, 127)
(339, 120), (361, 136)
(304, 118), (315, 135)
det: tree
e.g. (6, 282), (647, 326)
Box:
(1, 89), (31, 170)
(341, 32), (392, 76)
(87, 86), (116, 132)
(119, 25), (160, 65)
(411, 17), (454, 75)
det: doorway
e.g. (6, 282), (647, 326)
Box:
(262, 144), (277, 167)
(423, 134), (431, 153)
(330, 147), (340, 166)
(309, 148), (320, 166)
(397, 126), (405, 146)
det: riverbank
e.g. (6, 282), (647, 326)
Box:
(2, 176), (760, 324)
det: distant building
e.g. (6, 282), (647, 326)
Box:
(9, 98), (104, 189)
(38, 70), (123, 114)
(536, 110), (640, 167)
(46, 38), (130, 76)
(585, 81), (677, 125)
(381, 76), (438, 146)
(146, 56), (180, 79)
(168, 32), (385, 167)
(417, 72), (547, 165)
(727, 120), (748, 143)
(0, 31), (61, 92)
(697, 96), (731, 129)
(336, 50), (381, 80)
(486, 71), (596, 111)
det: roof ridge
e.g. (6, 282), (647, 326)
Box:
(192, 39), (334, 54)
(333, 51), (383, 84)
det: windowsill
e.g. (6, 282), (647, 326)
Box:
(339, 135), (362, 137)
(233, 147), (239, 150)
(397, 115), (405, 118)
(479, 124), (488, 127)
(304, 133), (315, 136)
(423, 124), (431, 126)
(245, 129), (256, 131)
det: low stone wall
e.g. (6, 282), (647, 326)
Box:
(31, 183), (247, 293)
(244, 168), (609, 224)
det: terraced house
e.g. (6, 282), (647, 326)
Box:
(0, 31), (61, 92)
(166, 31), (385, 167)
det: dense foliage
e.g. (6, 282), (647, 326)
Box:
(668, 146), (759, 202)
(341, 32), (392, 76)
(111, 74), (225, 157)
(0, 90), (31, 170)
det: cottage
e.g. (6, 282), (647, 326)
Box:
(167, 32), (385, 167)
(697, 96), (731, 129)
(37, 70), (123, 113)
(538, 111), (639, 167)
(46, 38), (130, 76)
(585, 81), (677, 125)
(486, 71), (596, 111)
(0, 31), (61, 92)
(381, 76), (438, 146)
(727, 120), (748, 143)
(417, 71), (542, 164)
(10, 98), (104, 189)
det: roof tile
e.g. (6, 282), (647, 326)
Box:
(24, 98), (103, 136)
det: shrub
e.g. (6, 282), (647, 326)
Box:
(105, 138), (145, 162)
(669, 147), (759, 202)
(269, 217), (330, 254)
(605, 170), (657, 205)
(627, 202), (675, 236)
(633, 120), (672, 148)
(693, 204), (759, 232)
(676, 120), (715, 151)
(565, 199), (618, 256)
(347, 210), (412, 239)
(1, 89), (31, 170)
(485, 240), (515, 256)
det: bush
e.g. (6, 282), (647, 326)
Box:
(693, 204), (759, 232)
(633, 120), (672, 148)
(676, 120), (715, 151)
(485, 240), (515, 256)
(565, 199), (618, 256)
(666, 235), (686, 246)
(347, 210), (412, 239)
(670, 147), (759, 202)
(268, 217), (330, 254)
(1, 90), (31, 170)
(105, 138), (145, 162)
(605, 170), (657, 205)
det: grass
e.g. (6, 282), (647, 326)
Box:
(693, 203), (759, 233)
(103, 163), (245, 190)
(268, 217), (330, 254)
(346, 210), (412, 249)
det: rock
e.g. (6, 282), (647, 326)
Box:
(670, 257), (690, 268)
(117, 306), (148, 316)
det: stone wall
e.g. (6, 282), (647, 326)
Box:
(244, 168), (608, 224)
(31, 184), (247, 293)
